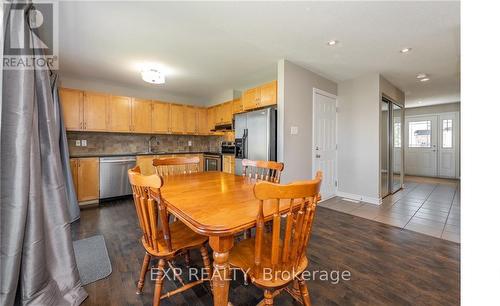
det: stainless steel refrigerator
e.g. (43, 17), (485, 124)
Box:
(234, 107), (277, 175)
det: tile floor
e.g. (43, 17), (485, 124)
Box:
(319, 176), (460, 243)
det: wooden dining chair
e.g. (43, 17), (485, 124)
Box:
(152, 156), (201, 265)
(228, 171), (323, 306)
(128, 166), (212, 306)
(152, 156), (201, 177)
(241, 159), (284, 183)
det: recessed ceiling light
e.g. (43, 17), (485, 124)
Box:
(418, 101), (423, 104)
(141, 69), (165, 84)
(416, 73), (427, 79)
(327, 40), (338, 46)
(400, 47), (412, 53)
(420, 78), (430, 82)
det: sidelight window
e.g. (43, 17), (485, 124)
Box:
(442, 119), (453, 148)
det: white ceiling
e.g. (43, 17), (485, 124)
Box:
(59, 1), (460, 107)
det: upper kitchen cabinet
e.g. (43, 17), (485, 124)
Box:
(108, 96), (132, 132)
(131, 98), (152, 133)
(170, 104), (185, 134)
(207, 106), (216, 131)
(197, 107), (209, 135)
(215, 101), (233, 124)
(259, 80), (277, 107)
(232, 98), (243, 114)
(242, 80), (277, 110)
(83, 91), (109, 131)
(60, 88), (83, 130)
(151, 101), (170, 134)
(184, 105), (197, 134)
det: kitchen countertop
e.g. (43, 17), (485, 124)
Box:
(70, 151), (223, 158)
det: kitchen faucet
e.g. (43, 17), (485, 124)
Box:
(148, 136), (158, 153)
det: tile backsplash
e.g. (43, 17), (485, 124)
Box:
(67, 132), (224, 156)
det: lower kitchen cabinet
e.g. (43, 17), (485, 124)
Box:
(137, 153), (204, 176)
(222, 155), (235, 174)
(70, 157), (100, 205)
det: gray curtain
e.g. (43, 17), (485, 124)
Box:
(1, 3), (87, 306)
(52, 74), (80, 222)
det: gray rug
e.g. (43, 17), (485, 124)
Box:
(73, 235), (112, 285)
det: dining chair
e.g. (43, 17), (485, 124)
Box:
(241, 159), (284, 183)
(152, 156), (202, 264)
(128, 166), (212, 306)
(228, 171), (322, 306)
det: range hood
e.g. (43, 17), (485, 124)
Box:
(211, 123), (233, 132)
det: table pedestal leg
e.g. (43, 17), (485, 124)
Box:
(209, 236), (234, 306)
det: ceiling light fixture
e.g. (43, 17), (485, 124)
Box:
(420, 78), (430, 82)
(141, 68), (165, 84)
(327, 40), (338, 46)
(400, 47), (412, 53)
(416, 73), (427, 79)
(418, 101), (423, 104)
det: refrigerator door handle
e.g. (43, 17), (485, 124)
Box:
(243, 128), (248, 159)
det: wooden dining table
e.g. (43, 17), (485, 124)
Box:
(153, 171), (298, 306)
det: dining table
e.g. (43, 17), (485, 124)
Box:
(153, 171), (299, 306)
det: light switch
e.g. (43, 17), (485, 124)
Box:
(81, 140), (87, 147)
(188, 140), (192, 146)
(75, 140), (81, 147)
(290, 126), (299, 135)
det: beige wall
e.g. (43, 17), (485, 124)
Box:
(337, 73), (381, 201)
(380, 75), (405, 106)
(60, 75), (205, 106)
(277, 60), (338, 183)
(405, 102), (460, 116)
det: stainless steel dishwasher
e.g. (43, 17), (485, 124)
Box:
(99, 156), (136, 199)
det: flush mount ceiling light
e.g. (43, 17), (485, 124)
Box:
(141, 69), (165, 84)
(400, 47), (412, 53)
(327, 40), (338, 46)
(420, 78), (430, 82)
(416, 73), (427, 79)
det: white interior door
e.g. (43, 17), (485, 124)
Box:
(438, 112), (458, 178)
(312, 89), (336, 200)
(405, 115), (438, 177)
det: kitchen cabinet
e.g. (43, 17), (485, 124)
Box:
(136, 155), (157, 175)
(184, 106), (197, 134)
(151, 101), (171, 133)
(170, 104), (185, 134)
(83, 91), (109, 131)
(232, 98), (243, 114)
(242, 80), (277, 110)
(70, 157), (99, 203)
(207, 106), (216, 131)
(197, 107), (209, 135)
(259, 80), (277, 107)
(60, 88), (83, 130)
(215, 101), (233, 124)
(108, 96), (132, 132)
(131, 98), (152, 133)
(222, 155), (235, 174)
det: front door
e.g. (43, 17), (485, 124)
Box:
(405, 115), (438, 177)
(312, 90), (337, 200)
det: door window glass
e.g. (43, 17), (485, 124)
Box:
(409, 121), (431, 147)
(442, 119), (453, 148)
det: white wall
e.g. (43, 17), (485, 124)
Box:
(337, 73), (381, 202)
(277, 60), (337, 183)
(59, 74), (206, 105)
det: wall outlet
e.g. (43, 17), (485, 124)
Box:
(290, 126), (299, 135)
(75, 140), (81, 147)
(81, 140), (87, 147)
(188, 140), (192, 146)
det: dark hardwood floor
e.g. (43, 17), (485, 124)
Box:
(72, 197), (459, 306)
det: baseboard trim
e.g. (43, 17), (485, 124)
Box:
(336, 191), (382, 205)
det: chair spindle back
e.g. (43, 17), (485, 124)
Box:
(252, 171), (322, 278)
(242, 159), (284, 183)
(128, 166), (172, 253)
(153, 156), (200, 177)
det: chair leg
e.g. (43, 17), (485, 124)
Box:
(264, 289), (274, 305)
(136, 253), (151, 294)
(298, 277), (311, 306)
(153, 259), (166, 306)
(200, 245), (213, 290)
